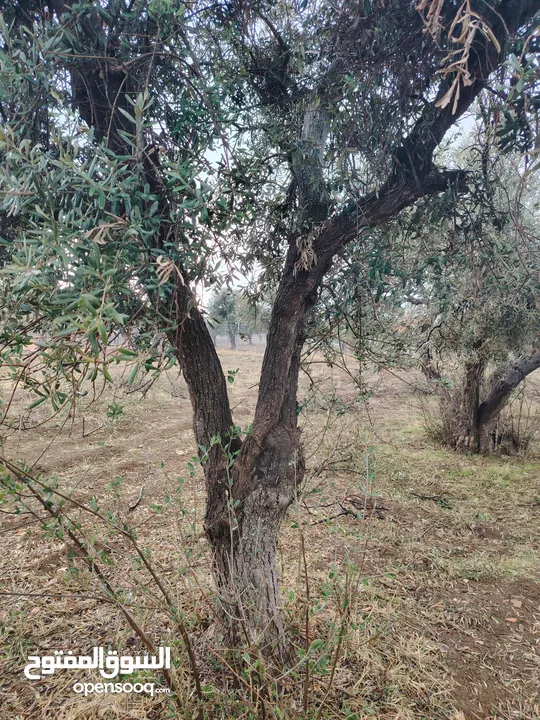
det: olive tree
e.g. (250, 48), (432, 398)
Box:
(1, 0), (539, 654)
(207, 289), (238, 349)
(376, 137), (540, 453)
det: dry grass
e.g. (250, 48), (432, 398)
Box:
(1, 345), (539, 719)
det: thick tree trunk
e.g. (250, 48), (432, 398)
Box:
(426, 351), (540, 454)
(420, 350), (486, 450)
(455, 358), (486, 452)
(205, 251), (312, 653)
(209, 423), (302, 656)
(479, 351), (540, 425)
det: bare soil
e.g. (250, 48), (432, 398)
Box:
(1, 345), (539, 719)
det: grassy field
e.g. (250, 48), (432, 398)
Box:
(1, 344), (539, 720)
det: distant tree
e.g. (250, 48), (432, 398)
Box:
(416, 205), (540, 453)
(236, 294), (271, 344)
(207, 290), (238, 350)
(207, 290), (271, 347)
(387, 138), (540, 453)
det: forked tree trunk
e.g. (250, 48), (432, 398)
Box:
(203, 254), (314, 654)
(424, 351), (540, 454)
(181, 166), (486, 650)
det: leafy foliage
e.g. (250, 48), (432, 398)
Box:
(0, 0), (538, 430)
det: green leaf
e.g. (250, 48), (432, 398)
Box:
(127, 364), (140, 386)
(97, 321), (108, 345)
(116, 348), (138, 358)
(27, 396), (48, 410)
(87, 330), (101, 356)
(117, 107), (136, 125)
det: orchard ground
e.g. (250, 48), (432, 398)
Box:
(0, 343), (539, 720)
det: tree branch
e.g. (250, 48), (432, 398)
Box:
(479, 349), (540, 426)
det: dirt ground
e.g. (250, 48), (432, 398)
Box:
(0, 344), (539, 719)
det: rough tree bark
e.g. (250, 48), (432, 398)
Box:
(455, 358), (486, 452)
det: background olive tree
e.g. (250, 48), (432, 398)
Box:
(207, 289), (270, 348)
(404, 136), (540, 453)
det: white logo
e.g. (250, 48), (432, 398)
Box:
(24, 646), (170, 680)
